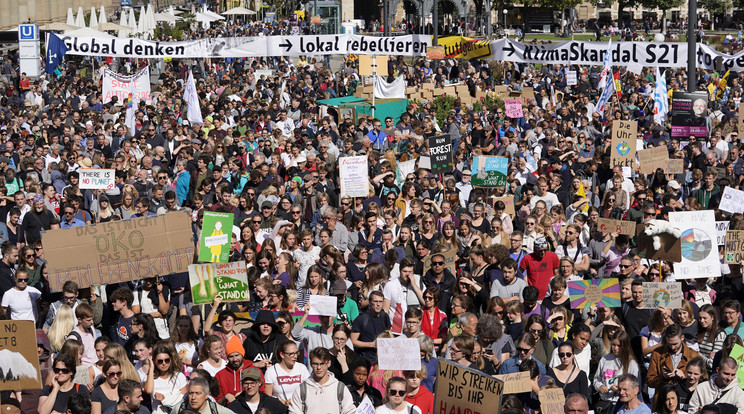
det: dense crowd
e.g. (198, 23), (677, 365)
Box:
(1, 17), (744, 414)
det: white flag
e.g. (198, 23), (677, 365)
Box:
(124, 83), (136, 136)
(598, 40), (612, 89)
(594, 76), (615, 115)
(184, 70), (203, 126)
(373, 76), (406, 99)
(653, 67), (669, 125)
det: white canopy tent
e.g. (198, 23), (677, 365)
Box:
(222, 6), (257, 15)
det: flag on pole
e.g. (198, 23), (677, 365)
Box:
(595, 76), (615, 115)
(598, 40), (612, 89)
(613, 71), (622, 98)
(45, 33), (68, 75)
(715, 69), (730, 101)
(125, 92), (136, 136)
(184, 70), (203, 126)
(653, 67), (669, 125)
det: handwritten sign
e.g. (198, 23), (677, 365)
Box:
(44, 212), (195, 292)
(494, 371), (532, 394)
(472, 156), (508, 187)
(641, 282), (682, 309)
(339, 156), (369, 198)
(664, 159), (684, 174)
(716, 221), (730, 245)
(539, 388), (565, 414)
(504, 100), (524, 118)
(729, 344), (744, 389)
(568, 279), (621, 309)
(377, 338), (421, 371)
(724, 230), (744, 264)
(309, 295), (337, 316)
(435, 359), (504, 414)
(566, 71), (577, 86)
(611, 120), (637, 168)
(189, 261), (250, 305)
(0, 320), (42, 391)
(637, 146), (668, 175)
(493, 196), (515, 218)
(78, 168), (115, 190)
(597, 218), (636, 236)
(669, 210), (721, 279)
(429, 134), (453, 174)
(720, 187), (744, 214)
(199, 212), (233, 263)
(357, 396), (375, 414)
(423, 249), (457, 278)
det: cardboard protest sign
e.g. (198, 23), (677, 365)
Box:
(78, 169), (115, 190)
(199, 212), (233, 263)
(435, 359), (504, 414)
(44, 212), (195, 292)
(377, 338), (421, 371)
(597, 218), (636, 236)
(729, 344), (744, 389)
(309, 295), (337, 316)
(636, 223), (682, 263)
(724, 230), (744, 264)
(423, 249), (457, 277)
(641, 282), (683, 309)
(739, 104), (744, 140)
(494, 371), (532, 394)
(505, 100), (524, 118)
(0, 320), (42, 391)
(720, 187), (744, 214)
(539, 388), (565, 414)
(717, 221), (730, 245)
(670, 211), (721, 279)
(610, 120), (637, 169)
(339, 156), (369, 197)
(664, 159), (684, 174)
(472, 156), (508, 187)
(428, 134), (453, 174)
(189, 261), (250, 305)
(568, 279), (621, 309)
(566, 71), (577, 86)
(637, 146), (668, 175)
(493, 196), (515, 218)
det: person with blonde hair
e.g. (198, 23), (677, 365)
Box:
(48, 304), (75, 353)
(103, 343), (141, 383)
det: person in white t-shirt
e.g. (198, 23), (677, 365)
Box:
(383, 258), (424, 335)
(374, 377), (422, 414)
(133, 337), (153, 383)
(1, 268), (41, 321)
(264, 340), (310, 405)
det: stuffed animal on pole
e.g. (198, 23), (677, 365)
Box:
(644, 219), (682, 251)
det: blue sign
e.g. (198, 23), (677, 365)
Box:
(19, 24), (38, 41)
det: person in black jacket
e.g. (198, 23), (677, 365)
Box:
(227, 367), (288, 414)
(243, 310), (289, 370)
(422, 252), (457, 314)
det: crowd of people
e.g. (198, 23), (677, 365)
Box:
(1, 15), (744, 414)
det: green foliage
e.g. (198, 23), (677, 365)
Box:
(153, 20), (191, 40)
(474, 94), (504, 112)
(699, 0), (728, 14)
(640, 0), (683, 11)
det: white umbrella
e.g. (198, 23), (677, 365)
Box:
(65, 27), (114, 38)
(195, 12), (221, 22)
(96, 22), (130, 31)
(146, 3), (156, 38)
(128, 7), (138, 34)
(203, 9), (225, 20)
(118, 12), (129, 37)
(155, 12), (180, 22)
(89, 7), (99, 29)
(41, 22), (79, 31)
(66, 8), (75, 26)
(99, 5), (107, 24)
(137, 6), (146, 37)
(75, 6), (85, 28)
(222, 6), (257, 15)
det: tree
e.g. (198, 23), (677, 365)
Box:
(540, 0), (583, 32)
(699, 0), (729, 29)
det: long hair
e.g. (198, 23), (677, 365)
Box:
(133, 313), (160, 347)
(696, 304), (719, 344)
(302, 265), (326, 294)
(103, 343), (140, 382)
(170, 315), (200, 348)
(612, 330), (634, 374)
(48, 304), (76, 352)
(59, 339), (83, 367)
(652, 384), (679, 414)
(277, 252), (298, 290)
(152, 341), (183, 381)
(198, 335), (223, 364)
(363, 263), (388, 295)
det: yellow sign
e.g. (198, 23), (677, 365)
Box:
(435, 36), (493, 59)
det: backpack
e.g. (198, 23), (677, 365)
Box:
(300, 380), (346, 413)
(174, 396), (219, 414)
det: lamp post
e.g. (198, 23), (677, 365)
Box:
(503, 8), (507, 34)
(687, 0), (696, 92)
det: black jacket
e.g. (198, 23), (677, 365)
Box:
(242, 310), (289, 366)
(227, 392), (288, 414)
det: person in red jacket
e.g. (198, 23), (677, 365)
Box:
(404, 368), (433, 414)
(214, 335), (264, 405)
(518, 236), (559, 300)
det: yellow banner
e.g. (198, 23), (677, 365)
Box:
(435, 36), (493, 59)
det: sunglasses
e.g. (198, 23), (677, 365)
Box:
(432, 261), (444, 266)
(389, 390), (407, 397)
(156, 358), (171, 364)
(53, 368), (71, 374)
(107, 371), (123, 378)
(516, 346), (532, 353)
(16, 278), (28, 282)
(618, 264), (631, 269)
(559, 352), (573, 358)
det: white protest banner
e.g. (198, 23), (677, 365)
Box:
(339, 156), (369, 198)
(62, 34), (430, 58)
(377, 338), (421, 371)
(566, 70), (577, 86)
(102, 66), (151, 104)
(669, 210), (721, 279)
(309, 295), (337, 316)
(720, 187), (744, 214)
(505, 100), (523, 118)
(641, 282), (683, 309)
(717, 221), (730, 246)
(78, 169), (115, 190)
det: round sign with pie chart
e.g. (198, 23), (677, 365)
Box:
(680, 228), (713, 261)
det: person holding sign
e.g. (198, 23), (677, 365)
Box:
(547, 341), (590, 400)
(374, 377), (422, 414)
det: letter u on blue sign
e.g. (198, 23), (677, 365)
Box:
(19, 25), (37, 40)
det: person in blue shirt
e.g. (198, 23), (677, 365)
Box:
(60, 205), (85, 228)
(498, 332), (546, 375)
(366, 119), (387, 151)
(130, 197), (156, 218)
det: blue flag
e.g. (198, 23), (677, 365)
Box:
(45, 33), (67, 75)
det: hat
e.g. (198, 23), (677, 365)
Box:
(462, 169), (472, 175)
(79, 158), (93, 168)
(296, 155), (307, 163)
(330, 279), (347, 295)
(225, 335), (244, 357)
(667, 180), (681, 190)
(241, 367), (262, 382)
(261, 201), (274, 209)
(33, 194), (44, 204)
(192, 138), (203, 146)
(292, 176), (303, 187)
(181, 120), (190, 126)
(205, 115), (214, 123)
(534, 236), (549, 250)
(237, 141), (247, 147)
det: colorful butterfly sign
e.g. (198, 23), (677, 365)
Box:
(568, 278), (621, 309)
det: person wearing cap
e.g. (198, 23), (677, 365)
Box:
(518, 236), (560, 301)
(455, 170), (472, 208)
(228, 366), (288, 414)
(215, 335), (264, 405)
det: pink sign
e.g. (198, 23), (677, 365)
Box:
(505, 100), (523, 118)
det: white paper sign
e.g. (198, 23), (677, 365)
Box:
(566, 71), (577, 86)
(717, 221), (730, 246)
(102, 66), (151, 104)
(357, 396), (375, 414)
(377, 338), (421, 371)
(339, 156), (369, 198)
(78, 168), (115, 190)
(720, 187), (744, 214)
(204, 234), (229, 247)
(308, 295), (337, 316)
(669, 210), (721, 279)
